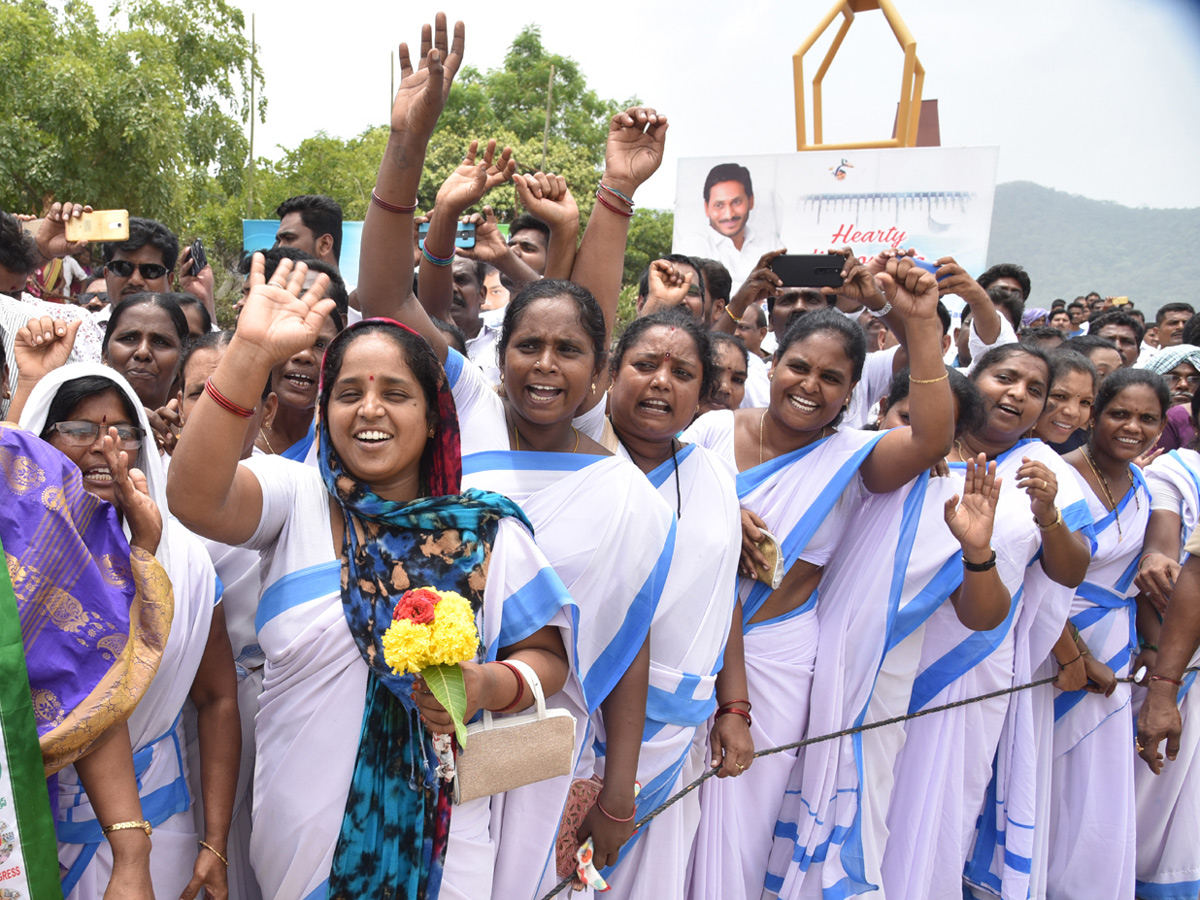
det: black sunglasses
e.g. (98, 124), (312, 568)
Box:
(106, 260), (169, 280)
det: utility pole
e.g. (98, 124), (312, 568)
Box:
(541, 64), (555, 171)
(246, 13), (256, 219)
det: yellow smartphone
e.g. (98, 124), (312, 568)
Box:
(65, 209), (129, 243)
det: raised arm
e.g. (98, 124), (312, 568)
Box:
(937, 256), (1000, 346)
(945, 455), (1011, 631)
(356, 15), (464, 355)
(570, 107), (668, 340)
(417, 139), (514, 324)
(860, 257), (955, 493)
(457, 205), (541, 292)
(714, 250), (785, 336)
(6, 315), (81, 422)
(167, 255), (334, 544)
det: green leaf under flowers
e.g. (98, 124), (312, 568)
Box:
(424, 662), (469, 748)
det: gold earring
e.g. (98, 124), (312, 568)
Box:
(591, 382), (597, 392)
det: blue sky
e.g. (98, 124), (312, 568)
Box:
(237, 0), (1200, 211)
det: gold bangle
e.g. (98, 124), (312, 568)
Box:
(726, 305), (740, 323)
(198, 840), (229, 868)
(1036, 507), (1063, 531)
(909, 371), (949, 385)
(101, 819), (152, 837)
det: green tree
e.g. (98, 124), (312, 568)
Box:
(0, 0), (261, 229)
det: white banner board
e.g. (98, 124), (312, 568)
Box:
(672, 147), (999, 287)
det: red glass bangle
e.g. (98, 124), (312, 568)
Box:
(492, 661), (526, 712)
(204, 378), (255, 418)
(371, 189), (418, 214)
(596, 797), (635, 823)
(710, 710), (748, 729)
(594, 191), (633, 218)
(718, 699), (752, 711)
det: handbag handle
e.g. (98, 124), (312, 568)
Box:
(480, 657), (547, 727)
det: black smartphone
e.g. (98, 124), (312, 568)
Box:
(770, 254), (845, 289)
(189, 238), (208, 277)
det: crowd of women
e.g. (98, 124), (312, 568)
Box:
(7, 14), (1200, 900)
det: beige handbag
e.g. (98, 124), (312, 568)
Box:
(452, 658), (577, 805)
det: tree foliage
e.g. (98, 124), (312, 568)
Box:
(0, 0), (262, 229)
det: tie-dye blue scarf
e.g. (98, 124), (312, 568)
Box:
(319, 320), (529, 900)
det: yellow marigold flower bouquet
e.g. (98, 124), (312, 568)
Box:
(382, 587), (480, 746)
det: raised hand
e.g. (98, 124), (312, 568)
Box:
(456, 207), (509, 264)
(178, 245), (215, 311)
(435, 140), (516, 217)
(234, 254), (336, 369)
(102, 429), (162, 555)
(642, 259), (693, 314)
(934, 256), (990, 305)
(863, 247), (916, 277)
(731, 249), (786, 310)
(512, 172), (579, 230)
(35, 202), (92, 260)
(944, 454), (1001, 554)
(14, 316), (81, 383)
(823, 248), (883, 305)
(390, 14), (465, 142)
(1016, 456), (1059, 526)
(876, 256), (939, 321)
(602, 107), (669, 198)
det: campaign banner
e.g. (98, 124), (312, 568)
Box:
(671, 147), (998, 288)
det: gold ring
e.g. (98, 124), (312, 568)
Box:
(1136, 739), (1146, 753)
(735, 763), (746, 771)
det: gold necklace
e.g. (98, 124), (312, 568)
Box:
(1083, 443), (1127, 541)
(258, 427), (276, 455)
(511, 420), (579, 453)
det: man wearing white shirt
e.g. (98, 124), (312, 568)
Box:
(681, 163), (783, 286)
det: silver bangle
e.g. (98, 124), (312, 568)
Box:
(868, 301), (892, 319)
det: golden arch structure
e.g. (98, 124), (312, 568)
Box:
(794, 0), (925, 151)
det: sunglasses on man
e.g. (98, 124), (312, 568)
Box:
(106, 260), (169, 280)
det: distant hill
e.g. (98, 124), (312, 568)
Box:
(987, 181), (1200, 316)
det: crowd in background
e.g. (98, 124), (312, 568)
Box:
(6, 14), (1200, 900)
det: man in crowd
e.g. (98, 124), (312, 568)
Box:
(1091, 309), (1144, 367)
(977, 262), (1031, 301)
(1138, 302), (1195, 364)
(734, 304), (769, 359)
(695, 258), (732, 330)
(274, 195), (343, 267)
(505, 213), (549, 276)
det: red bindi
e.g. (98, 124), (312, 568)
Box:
(368, 375), (374, 381)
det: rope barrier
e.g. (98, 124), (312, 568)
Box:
(537, 666), (1192, 899)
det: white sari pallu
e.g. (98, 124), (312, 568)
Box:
(594, 443), (741, 900)
(963, 447), (1094, 900)
(881, 441), (1090, 900)
(460, 450), (676, 900)
(1134, 449), (1200, 900)
(444, 348), (677, 899)
(1044, 470), (1147, 900)
(241, 456), (583, 900)
(19, 364), (220, 900)
(681, 413), (886, 900)
(763, 470), (965, 900)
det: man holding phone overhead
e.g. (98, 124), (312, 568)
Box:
(679, 163), (783, 286)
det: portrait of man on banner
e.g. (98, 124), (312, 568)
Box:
(679, 162), (783, 285)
